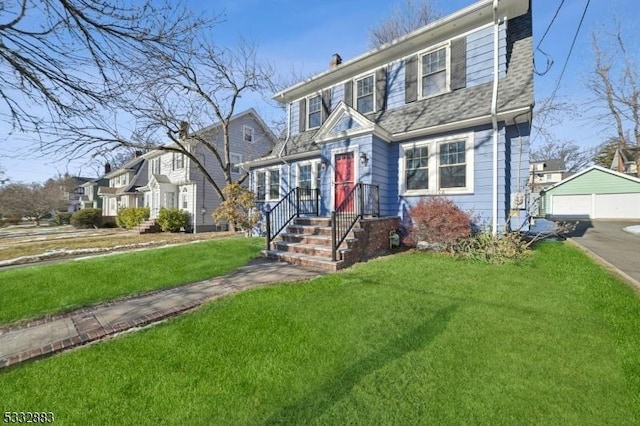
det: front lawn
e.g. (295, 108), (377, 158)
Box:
(1, 242), (639, 424)
(0, 237), (263, 324)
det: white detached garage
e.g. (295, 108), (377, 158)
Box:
(542, 165), (640, 220)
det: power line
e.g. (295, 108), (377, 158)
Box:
(533, 0), (591, 144)
(534, 0), (565, 76)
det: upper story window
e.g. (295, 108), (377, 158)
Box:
(401, 134), (473, 195)
(421, 47), (447, 98)
(356, 75), (374, 114)
(151, 158), (160, 175)
(308, 95), (321, 129)
(243, 125), (254, 143)
(172, 153), (184, 170)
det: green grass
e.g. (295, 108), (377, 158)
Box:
(2, 242), (640, 424)
(0, 237), (263, 324)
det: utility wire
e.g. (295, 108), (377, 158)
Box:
(534, 0), (565, 76)
(533, 0), (591, 144)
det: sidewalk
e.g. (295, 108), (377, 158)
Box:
(0, 258), (324, 369)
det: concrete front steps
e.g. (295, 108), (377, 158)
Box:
(138, 219), (161, 234)
(263, 217), (362, 271)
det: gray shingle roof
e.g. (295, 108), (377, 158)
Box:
(252, 7), (532, 165)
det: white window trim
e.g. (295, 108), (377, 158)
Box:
(296, 160), (322, 190)
(418, 42), (451, 100)
(243, 125), (255, 143)
(255, 166), (282, 201)
(399, 132), (474, 196)
(354, 73), (376, 114)
(307, 93), (322, 130)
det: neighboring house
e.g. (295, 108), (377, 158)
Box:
(246, 0), (533, 235)
(528, 159), (567, 217)
(610, 147), (640, 177)
(79, 177), (109, 210)
(62, 176), (93, 213)
(529, 159), (566, 193)
(541, 165), (640, 220)
(98, 154), (148, 217)
(137, 109), (276, 232)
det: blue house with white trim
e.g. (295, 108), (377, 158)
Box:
(245, 0), (533, 269)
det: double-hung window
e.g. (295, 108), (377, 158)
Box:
(401, 134), (473, 194)
(268, 169), (280, 199)
(243, 126), (254, 143)
(230, 153), (242, 174)
(308, 95), (321, 129)
(439, 141), (466, 188)
(355, 75), (374, 114)
(299, 164), (312, 191)
(173, 153), (184, 170)
(405, 146), (429, 190)
(421, 47), (447, 97)
(256, 172), (266, 201)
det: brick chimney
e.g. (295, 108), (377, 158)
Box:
(329, 53), (342, 68)
(179, 121), (189, 139)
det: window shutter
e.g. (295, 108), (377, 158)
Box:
(450, 37), (467, 91)
(298, 99), (306, 132)
(405, 55), (418, 103)
(321, 89), (331, 123)
(376, 66), (387, 112)
(344, 81), (353, 107)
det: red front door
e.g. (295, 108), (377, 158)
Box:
(334, 152), (355, 211)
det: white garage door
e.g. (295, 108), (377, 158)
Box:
(594, 193), (640, 219)
(551, 195), (592, 218)
(551, 193), (640, 219)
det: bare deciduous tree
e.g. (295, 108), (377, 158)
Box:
(0, 0), (211, 132)
(0, 177), (68, 225)
(587, 24), (640, 149)
(530, 140), (593, 173)
(47, 38), (276, 202)
(369, 0), (441, 48)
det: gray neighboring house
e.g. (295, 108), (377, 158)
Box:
(79, 173), (109, 211)
(98, 154), (149, 218)
(138, 108), (276, 232)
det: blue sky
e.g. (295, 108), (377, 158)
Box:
(1, 0), (638, 182)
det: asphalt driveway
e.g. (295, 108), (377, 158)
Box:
(567, 220), (640, 290)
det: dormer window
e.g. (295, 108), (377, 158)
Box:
(421, 47), (447, 98)
(308, 95), (322, 129)
(355, 75), (374, 114)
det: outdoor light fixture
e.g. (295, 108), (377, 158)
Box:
(320, 157), (329, 171)
(359, 152), (368, 166)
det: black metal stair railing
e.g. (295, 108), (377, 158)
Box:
(265, 187), (320, 250)
(331, 183), (379, 261)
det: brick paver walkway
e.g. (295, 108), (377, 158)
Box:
(0, 258), (323, 368)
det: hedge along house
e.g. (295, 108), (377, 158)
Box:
(244, 0), (534, 270)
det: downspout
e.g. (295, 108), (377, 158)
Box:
(491, 0), (500, 236)
(278, 101), (291, 192)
